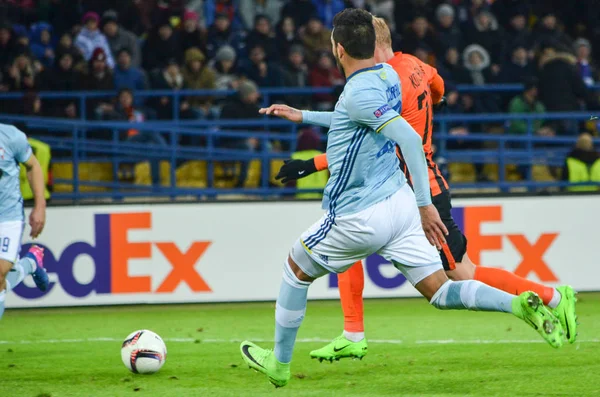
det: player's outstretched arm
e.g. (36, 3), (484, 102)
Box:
(23, 155), (46, 238)
(259, 104), (333, 128)
(379, 117), (448, 248)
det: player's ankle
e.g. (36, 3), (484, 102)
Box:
(343, 330), (365, 342)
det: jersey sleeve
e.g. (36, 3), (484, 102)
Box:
(346, 86), (401, 133)
(423, 63), (445, 104)
(10, 128), (33, 163)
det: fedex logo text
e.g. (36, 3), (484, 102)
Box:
(14, 212), (211, 299)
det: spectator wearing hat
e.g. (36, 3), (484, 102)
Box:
(240, 44), (283, 88)
(220, 80), (267, 187)
(460, 44), (501, 113)
(574, 38), (596, 86)
(533, 12), (572, 50)
(246, 14), (278, 61)
(113, 48), (148, 95)
(75, 12), (115, 69)
(182, 47), (217, 118)
(102, 10), (141, 68)
(275, 16), (301, 62)
(29, 22), (55, 69)
(309, 51), (344, 111)
(300, 16), (331, 65)
(203, 0), (238, 28)
(143, 21), (183, 72)
(282, 45), (309, 108)
(281, 0), (317, 30)
(211, 45), (238, 90)
(239, 0), (283, 31)
(181, 9), (207, 54)
(435, 4), (462, 58)
(499, 45), (535, 83)
(206, 13), (246, 59)
(78, 47), (115, 119)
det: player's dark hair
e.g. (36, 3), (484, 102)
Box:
(332, 9), (375, 60)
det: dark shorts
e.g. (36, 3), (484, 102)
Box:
(432, 191), (467, 271)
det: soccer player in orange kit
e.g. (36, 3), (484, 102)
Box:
(268, 17), (577, 361)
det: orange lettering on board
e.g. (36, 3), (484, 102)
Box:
(463, 206), (502, 264)
(155, 242), (212, 292)
(507, 233), (559, 282)
(110, 212), (152, 293)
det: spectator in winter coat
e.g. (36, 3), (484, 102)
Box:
(5, 53), (38, 92)
(245, 15), (278, 61)
(55, 33), (84, 68)
(508, 80), (548, 135)
(210, 45), (239, 90)
(0, 21), (17, 70)
(466, 10), (504, 65)
(275, 17), (301, 62)
(505, 7), (532, 51)
(102, 10), (141, 68)
(574, 38), (596, 86)
(538, 41), (590, 134)
(239, 0), (283, 31)
(402, 16), (441, 58)
(75, 12), (115, 69)
(240, 45), (283, 88)
(281, 45), (309, 108)
(149, 59), (195, 120)
(309, 51), (344, 111)
(181, 10), (207, 54)
(78, 47), (115, 119)
(206, 13), (246, 59)
(29, 22), (55, 69)
(40, 52), (78, 117)
(113, 49), (147, 94)
(532, 12), (572, 50)
(182, 47), (217, 117)
(435, 4), (462, 58)
(301, 16), (331, 65)
(499, 45), (535, 83)
(461, 44), (501, 113)
(281, 0), (317, 30)
(143, 21), (183, 72)
(312, 0), (346, 29)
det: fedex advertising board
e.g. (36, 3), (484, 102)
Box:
(6, 195), (599, 308)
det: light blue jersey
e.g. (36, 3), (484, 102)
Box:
(0, 124), (32, 222)
(322, 63), (405, 216)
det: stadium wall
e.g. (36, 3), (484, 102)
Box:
(6, 195), (598, 308)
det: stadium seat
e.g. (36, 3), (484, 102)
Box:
(448, 163), (476, 184)
(52, 162), (113, 192)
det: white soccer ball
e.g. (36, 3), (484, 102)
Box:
(121, 330), (167, 374)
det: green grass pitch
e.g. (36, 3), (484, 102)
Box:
(1, 294), (599, 397)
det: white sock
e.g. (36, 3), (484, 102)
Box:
(343, 330), (365, 343)
(548, 289), (562, 309)
(0, 290), (5, 303)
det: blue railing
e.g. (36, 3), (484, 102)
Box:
(2, 86), (600, 200)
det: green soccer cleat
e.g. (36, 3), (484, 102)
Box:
(240, 341), (290, 388)
(513, 291), (564, 349)
(554, 285), (578, 344)
(309, 335), (368, 362)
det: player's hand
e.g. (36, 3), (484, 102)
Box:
(433, 96), (447, 111)
(259, 104), (303, 123)
(418, 204), (448, 250)
(275, 159), (317, 183)
(29, 205), (46, 239)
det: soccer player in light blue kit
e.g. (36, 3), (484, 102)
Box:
(240, 9), (564, 388)
(0, 124), (49, 319)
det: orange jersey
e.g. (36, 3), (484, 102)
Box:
(387, 52), (449, 196)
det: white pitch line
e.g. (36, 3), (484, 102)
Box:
(0, 337), (598, 345)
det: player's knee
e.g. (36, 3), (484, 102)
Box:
(287, 255), (315, 283)
(446, 261), (475, 281)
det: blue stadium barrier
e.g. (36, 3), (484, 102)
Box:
(1, 86), (600, 200)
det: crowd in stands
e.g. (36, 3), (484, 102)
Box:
(1, 0), (600, 187)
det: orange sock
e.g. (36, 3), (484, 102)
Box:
(473, 266), (555, 305)
(337, 261), (365, 332)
